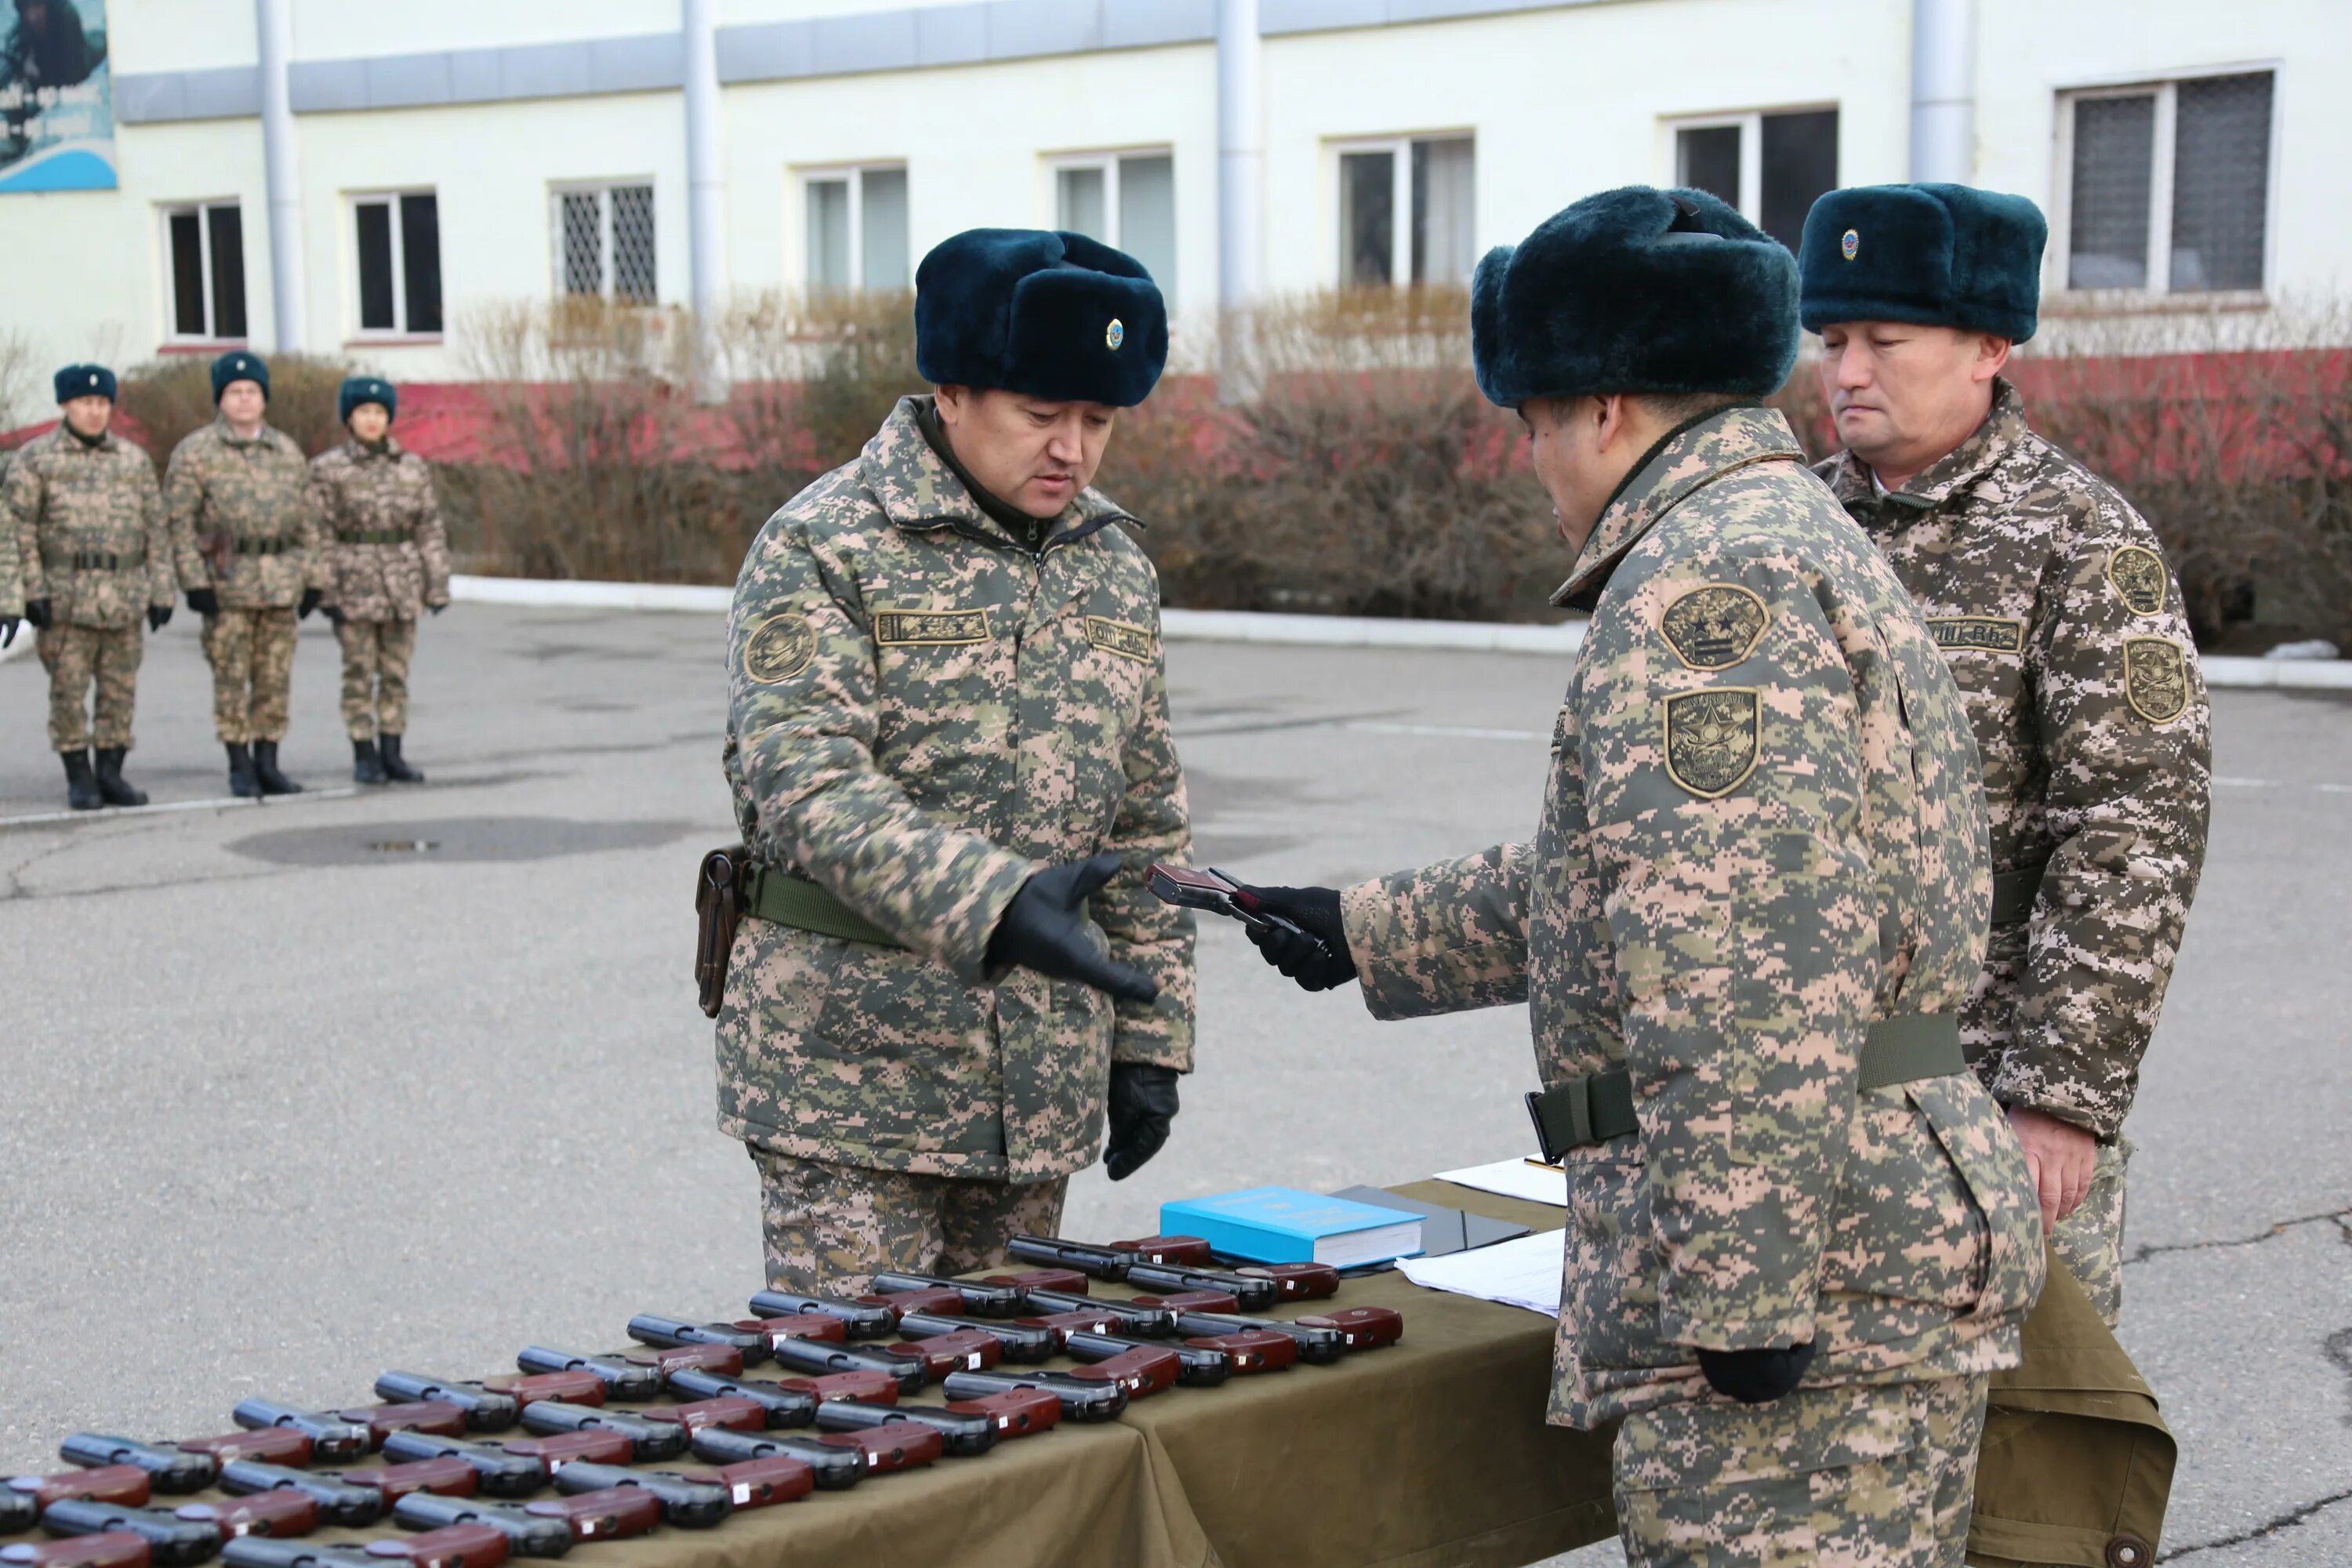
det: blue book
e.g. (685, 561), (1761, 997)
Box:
(1160, 1187), (1424, 1267)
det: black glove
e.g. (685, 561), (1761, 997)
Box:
(147, 604), (172, 632)
(24, 598), (51, 631)
(185, 587), (219, 616)
(1104, 1062), (1180, 1181)
(0, 615), (16, 648)
(322, 604), (344, 626)
(986, 853), (1159, 1006)
(1697, 1342), (1817, 1405)
(298, 588), (323, 620)
(429, 601), (447, 616)
(1231, 882), (1356, 992)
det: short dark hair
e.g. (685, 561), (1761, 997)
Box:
(1632, 390), (1748, 425)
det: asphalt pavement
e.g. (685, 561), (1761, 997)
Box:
(0, 605), (2344, 1565)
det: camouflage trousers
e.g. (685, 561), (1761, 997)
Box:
(1613, 1373), (1989, 1568)
(201, 607), (299, 745)
(2050, 1136), (2132, 1326)
(749, 1146), (1067, 1296)
(337, 616), (417, 742)
(38, 622), (142, 752)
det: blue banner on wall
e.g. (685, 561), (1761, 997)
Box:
(0, 0), (114, 192)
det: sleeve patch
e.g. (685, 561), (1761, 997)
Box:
(1660, 583), (1769, 670)
(2122, 637), (2190, 724)
(742, 612), (818, 684)
(1083, 615), (1155, 662)
(2106, 546), (2169, 616)
(1662, 688), (1761, 798)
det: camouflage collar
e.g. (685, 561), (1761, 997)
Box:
(212, 417), (288, 452)
(61, 424), (118, 453)
(861, 396), (1132, 550)
(1553, 404), (1807, 605)
(344, 435), (405, 462)
(1826, 378), (2030, 511)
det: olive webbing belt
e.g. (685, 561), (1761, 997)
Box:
(742, 866), (905, 949)
(44, 549), (144, 571)
(1991, 860), (2047, 926)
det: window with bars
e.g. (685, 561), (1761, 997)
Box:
(1052, 151), (1177, 301)
(1335, 135), (1474, 289)
(803, 166), (910, 296)
(1668, 107), (1839, 252)
(2059, 71), (2274, 295)
(353, 191), (443, 336)
(162, 201), (249, 342)
(554, 183), (658, 304)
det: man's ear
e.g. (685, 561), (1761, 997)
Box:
(1592, 393), (1632, 454)
(1975, 335), (2013, 383)
(934, 384), (967, 424)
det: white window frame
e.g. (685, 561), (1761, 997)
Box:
(1661, 105), (1839, 229)
(550, 180), (657, 304)
(1044, 147), (1173, 251)
(2049, 67), (2281, 306)
(158, 198), (245, 344)
(796, 163), (908, 296)
(1329, 132), (1473, 290)
(349, 188), (440, 339)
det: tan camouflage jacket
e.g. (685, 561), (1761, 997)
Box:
(4, 426), (172, 630)
(310, 437), (452, 621)
(717, 396), (1198, 1182)
(0, 448), (19, 617)
(1820, 382), (2212, 1141)
(165, 419), (325, 611)
(1341, 406), (2043, 1428)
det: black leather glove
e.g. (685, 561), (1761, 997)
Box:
(1230, 882), (1356, 991)
(1104, 1062), (1180, 1181)
(0, 615), (17, 649)
(147, 604), (172, 632)
(323, 604), (344, 626)
(298, 588), (323, 620)
(185, 587), (219, 616)
(1697, 1342), (1817, 1405)
(986, 853), (1159, 1005)
(429, 601), (447, 616)
(24, 598), (51, 631)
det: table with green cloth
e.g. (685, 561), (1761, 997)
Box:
(147, 1179), (2169, 1568)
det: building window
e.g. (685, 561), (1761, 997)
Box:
(162, 201), (248, 341)
(1668, 107), (1838, 252)
(554, 183), (657, 304)
(2057, 71), (2274, 295)
(803, 165), (909, 296)
(1051, 151), (1177, 300)
(353, 192), (443, 336)
(1334, 135), (1474, 289)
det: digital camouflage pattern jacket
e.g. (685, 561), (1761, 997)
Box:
(310, 437), (452, 621)
(1820, 381), (2212, 1142)
(0, 449), (19, 617)
(165, 419), (325, 610)
(717, 396), (1196, 1182)
(1341, 405), (2044, 1428)
(4, 426), (172, 630)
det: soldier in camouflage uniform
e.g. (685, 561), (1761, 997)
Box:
(1799, 186), (2212, 1324)
(0, 440), (22, 652)
(165, 350), (326, 799)
(718, 230), (1197, 1294)
(4, 364), (174, 809)
(1240, 190), (2045, 1567)
(311, 376), (449, 786)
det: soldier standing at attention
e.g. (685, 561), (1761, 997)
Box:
(1797, 186), (2212, 1325)
(1238, 189), (2044, 1566)
(166, 350), (326, 799)
(310, 376), (448, 785)
(717, 230), (1197, 1294)
(4, 364), (173, 809)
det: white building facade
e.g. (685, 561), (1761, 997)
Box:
(1, 0), (2339, 384)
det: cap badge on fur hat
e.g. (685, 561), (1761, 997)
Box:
(1105, 318), (1126, 350)
(1842, 228), (1860, 260)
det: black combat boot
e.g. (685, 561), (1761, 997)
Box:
(227, 742), (262, 799)
(61, 748), (102, 811)
(252, 739), (303, 795)
(93, 747), (149, 808)
(352, 739), (387, 784)
(379, 733), (425, 784)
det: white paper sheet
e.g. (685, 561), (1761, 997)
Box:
(1432, 1156), (1568, 1207)
(1398, 1228), (1565, 1318)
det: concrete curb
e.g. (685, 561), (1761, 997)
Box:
(445, 574), (2352, 687)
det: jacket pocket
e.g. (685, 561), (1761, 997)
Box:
(1905, 1073), (2047, 1323)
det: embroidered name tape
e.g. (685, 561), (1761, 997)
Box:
(1926, 616), (2027, 655)
(1083, 616), (1154, 662)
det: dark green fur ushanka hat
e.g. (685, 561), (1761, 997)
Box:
(915, 229), (1168, 408)
(1471, 186), (1799, 409)
(1799, 184), (2047, 342)
(339, 376), (397, 425)
(210, 350), (269, 403)
(54, 363), (116, 403)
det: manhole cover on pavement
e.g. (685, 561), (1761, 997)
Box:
(230, 816), (696, 866)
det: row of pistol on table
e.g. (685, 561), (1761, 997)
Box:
(4, 1233), (1406, 1568)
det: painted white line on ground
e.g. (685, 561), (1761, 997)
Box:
(1345, 721), (1548, 742)
(0, 786), (361, 830)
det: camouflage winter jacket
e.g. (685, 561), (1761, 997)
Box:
(717, 396), (1197, 1182)
(310, 438), (452, 621)
(165, 419), (325, 611)
(1820, 381), (2212, 1142)
(0, 448), (19, 617)
(4, 426), (172, 630)
(1341, 406), (2044, 1428)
